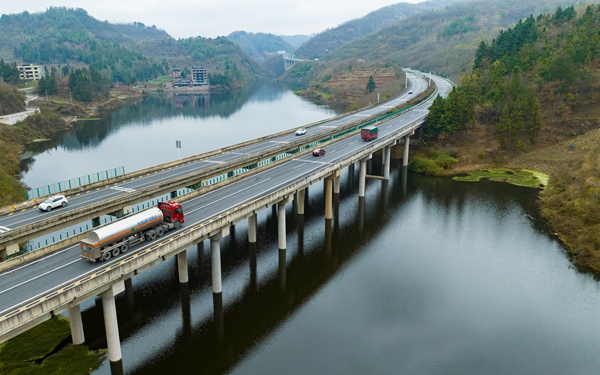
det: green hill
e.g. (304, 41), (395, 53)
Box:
(0, 7), (267, 87)
(420, 4), (600, 273)
(294, 0), (463, 60)
(228, 31), (295, 63)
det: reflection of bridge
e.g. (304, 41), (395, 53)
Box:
(283, 56), (309, 71)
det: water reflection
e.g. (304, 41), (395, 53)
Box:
(77, 160), (600, 374)
(20, 82), (337, 189)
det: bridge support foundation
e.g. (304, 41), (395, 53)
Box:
(211, 233), (223, 294)
(333, 174), (341, 195)
(101, 288), (123, 369)
(68, 305), (85, 345)
(359, 159), (367, 197)
(248, 213), (257, 244)
(325, 177), (333, 220)
(403, 135), (410, 167)
(278, 202), (287, 251)
(177, 250), (188, 284)
(383, 147), (391, 180)
(297, 189), (305, 215)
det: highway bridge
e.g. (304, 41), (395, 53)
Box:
(0, 71), (453, 370)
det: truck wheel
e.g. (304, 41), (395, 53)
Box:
(112, 248), (120, 257)
(120, 244), (129, 253)
(174, 221), (182, 230)
(147, 231), (157, 240)
(102, 251), (112, 261)
(155, 226), (164, 237)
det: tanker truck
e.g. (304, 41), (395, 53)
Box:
(80, 200), (184, 263)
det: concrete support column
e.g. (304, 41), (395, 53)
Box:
(278, 202), (287, 251)
(248, 213), (257, 244)
(101, 288), (122, 365)
(122, 205), (133, 216)
(325, 177), (333, 220)
(211, 233), (223, 294)
(68, 305), (85, 345)
(403, 135), (410, 167)
(383, 146), (391, 180)
(333, 174), (341, 195)
(297, 189), (305, 215)
(177, 250), (188, 284)
(359, 159), (367, 197)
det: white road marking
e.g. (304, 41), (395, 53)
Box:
(110, 186), (136, 193)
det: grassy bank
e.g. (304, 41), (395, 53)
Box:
(411, 125), (600, 275)
(0, 316), (104, 374)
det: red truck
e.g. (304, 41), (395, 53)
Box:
(361, 125), (379, 141)
(80, 200), (184, 262)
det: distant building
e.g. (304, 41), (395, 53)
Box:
(172, 68), (182, 84)
(17, 64), (44, 81)
(191, 67), (208, 86)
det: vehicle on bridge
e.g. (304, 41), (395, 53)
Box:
(312, 148), (326, 156)
(80, 200), (184, 263)
(38, 195), (68, 212)
(361, 125), (379, 141)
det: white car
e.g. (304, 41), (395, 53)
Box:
(295, 128), (307, 136)
(38, 195), (68, 212)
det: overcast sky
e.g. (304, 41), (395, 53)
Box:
(1, 0), (425, 39)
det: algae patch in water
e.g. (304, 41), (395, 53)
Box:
(453, 168), (548, 189)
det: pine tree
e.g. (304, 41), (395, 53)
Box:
(366, 75), (376, 92)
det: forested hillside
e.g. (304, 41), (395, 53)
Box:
(423, 5), (600, 271)
(323, 0), (597, 78)
(227, 31), (295, 63)
(0, 7), (266, 87)
(294, 0), (462, 60)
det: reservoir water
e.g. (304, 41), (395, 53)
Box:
(20, 83), (600, 374)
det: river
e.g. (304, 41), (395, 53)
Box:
(21, 83), (600, 374)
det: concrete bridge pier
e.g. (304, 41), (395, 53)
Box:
(383, 146), (392, 180)
(210, 233), (223, 295)
(297, 189), (306, 215)
(325, 177), (333, 220)
(68, 304), (85, 345)
(403, 135), (411, 167)
(177, 250), (188, 284)
(248, 212), (257, 244)
(333, 170), (341, 195)
(101, 283), (124, 372)
(358, 155), (371, 198)
(278, 196), (293, 251)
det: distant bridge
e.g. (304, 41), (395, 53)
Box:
(283, 56), (309, 71)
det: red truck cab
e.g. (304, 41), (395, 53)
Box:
(157, 200), (185, 224)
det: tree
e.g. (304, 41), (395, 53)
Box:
(366, 75), (376, 92)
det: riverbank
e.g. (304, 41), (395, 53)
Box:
(0, 316), (104, 374)
(411, 123), (600, 276)
(0, 87), (145, 206)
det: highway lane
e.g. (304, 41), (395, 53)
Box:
(0, 75), (426, 238)
(0, 74), (449, 316)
